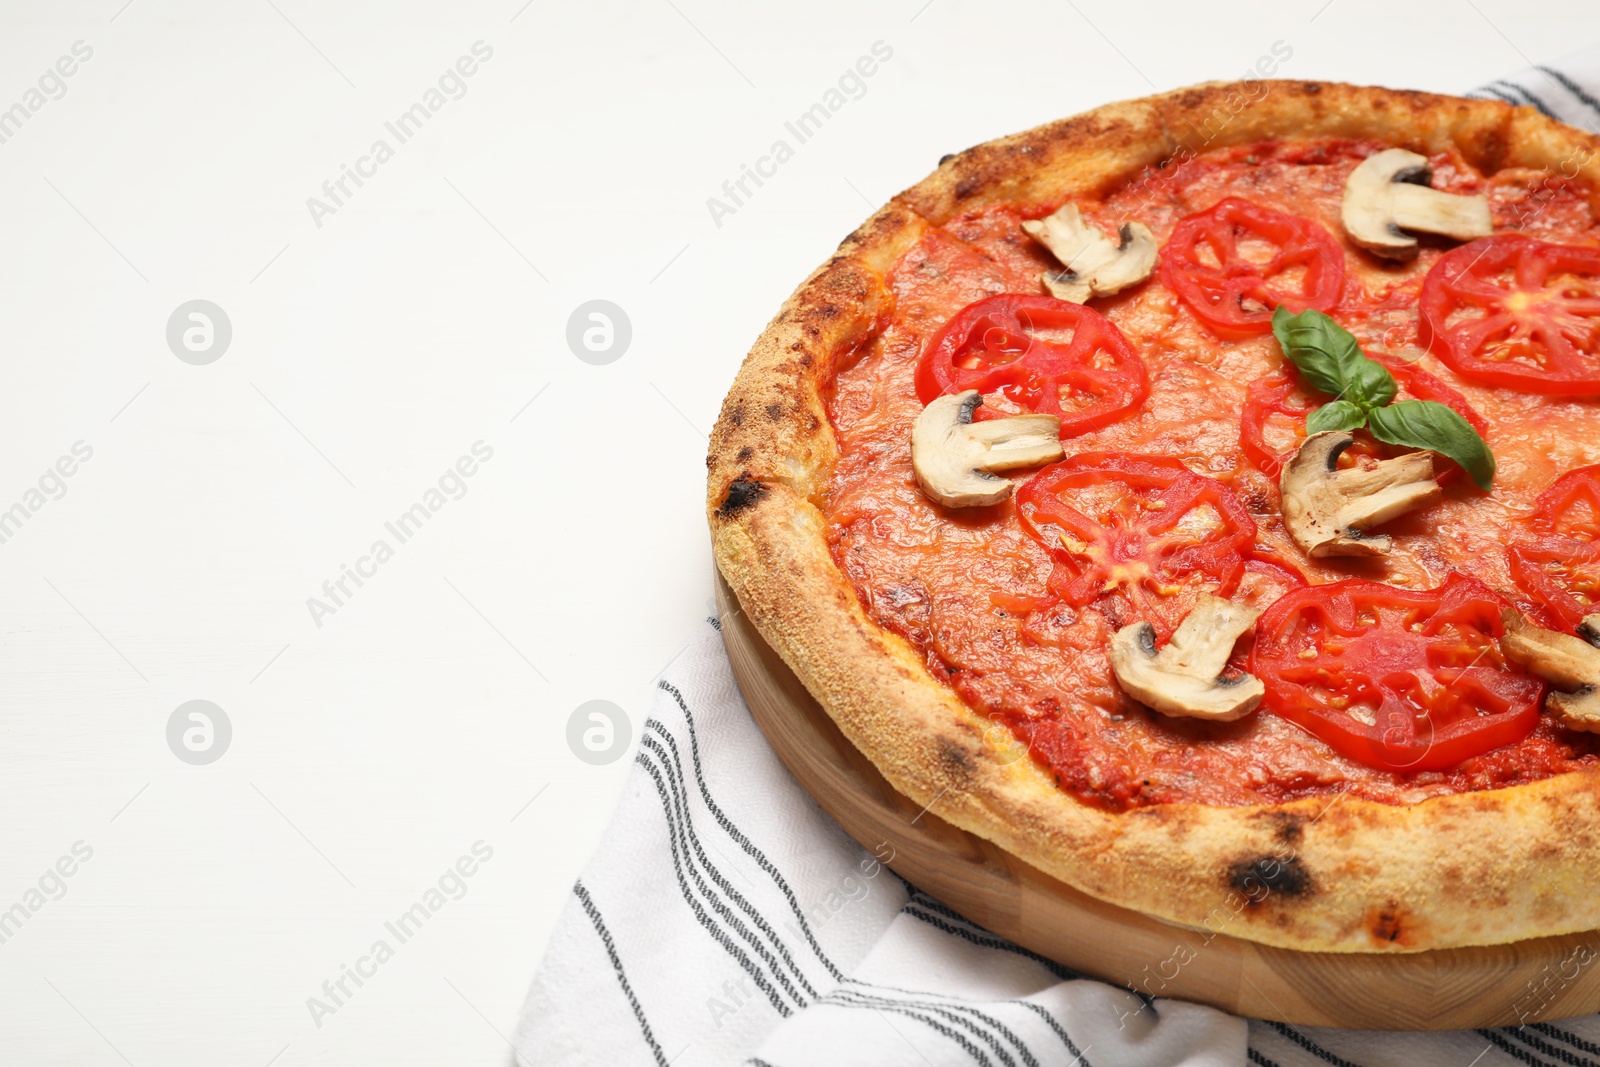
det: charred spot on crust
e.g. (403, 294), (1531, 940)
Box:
(939, 152), (956, 166)
(1261, 810), (1306, 845)
(716, 474), (769, 518)
(736, 446), (754, 462)
(937, 738), (976, 781)
(1227, 854), (1313, 905)
(728, 402), (746, 428)
(1370, 908), (1403, 942)
(765, 402), (785, 421)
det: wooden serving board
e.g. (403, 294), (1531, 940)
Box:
(715, 574), (1600, 1030)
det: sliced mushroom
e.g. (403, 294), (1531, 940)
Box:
(1021, 204), (1158, 303)
(1280, 431), (1442, 558)
(1341, 148), (1493, 260)
(911, 390), (1062, 508)
(1109, 594), (1264, 721)
(1499, 609), (1600, 732)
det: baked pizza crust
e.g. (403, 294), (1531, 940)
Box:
(706, 80), (1600, 953)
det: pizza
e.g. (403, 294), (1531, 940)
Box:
(705, 80), (1600, 953)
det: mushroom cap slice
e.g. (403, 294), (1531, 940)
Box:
(1499, 608), (1600, 732)
(1021, 204), (1158, 304)
(1341, 148), (1493, 260)
(910, 391), (1063, 508)
(1109, 594), (1265, 721)
(1280, 431), (1442, 558)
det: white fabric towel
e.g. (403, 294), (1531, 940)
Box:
(518, 55), (1600, 1067)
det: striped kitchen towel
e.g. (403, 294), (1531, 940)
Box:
(514, 55), (1600, 1067)
(1467, 45), (1600, 131)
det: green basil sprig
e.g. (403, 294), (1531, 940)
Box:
(1270, 307), (1496, 490)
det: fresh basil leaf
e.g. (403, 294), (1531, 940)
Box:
(1271, 306), (1397, 411)
(1305, 400), (1369, 434)
(1367, 400), (1496, 490)
(1346, 358), (1398, 410)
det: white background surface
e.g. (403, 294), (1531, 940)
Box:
(0, 1), (1595, 1063)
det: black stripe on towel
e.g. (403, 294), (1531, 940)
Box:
(825, 988), (997, 1067)
(1479, 86), (1525, 107)
(1488, 1026), (1600, 1067)
(1480, 1027), (1570, 1067)
(1537, 66), (1600, 124)
(833, 987), (1028, 1067)
(634, 747), (798, 1016)
(1261, 1021), (1364, 1067)
(659, 679), (849, 982)
(846, 977), (1091, 1067)
(573, 880), (670, 1067)
(642, 725), (821, 1001)
(1533, 1025), (1600, 1059)
(1492, 79), (1558, 117)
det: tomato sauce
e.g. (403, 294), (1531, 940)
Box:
(823, 138), (1600, 809)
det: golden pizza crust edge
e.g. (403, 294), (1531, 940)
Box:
(706, 80), (1600, 953)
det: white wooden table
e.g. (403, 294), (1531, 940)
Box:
(0, 0), (1590, 1062)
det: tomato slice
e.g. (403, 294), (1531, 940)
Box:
(1418, 234), (1600, 395)
(1250, 573), (1545, 772)
(1238, 356), (1488, 482)
(1238, 371), (1316, 478)
(914, 294), (1149, 439)
(1508, 464), (1600, 631)
(1237, 546), (1309, 610)
(1159, 197), (1347, 339)
(1016, 453), (1256, 638)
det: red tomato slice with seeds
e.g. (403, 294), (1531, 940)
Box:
(914, 294), (1148, 439)
(1159, 197), (1347, 339)
(1508, 464), (1600, 632)
(1238, 356), (1487, 483)
(1250, 573), (1545, 772)
(1418, 234), (1600, 395)
(1015, 453), (1256, 639)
